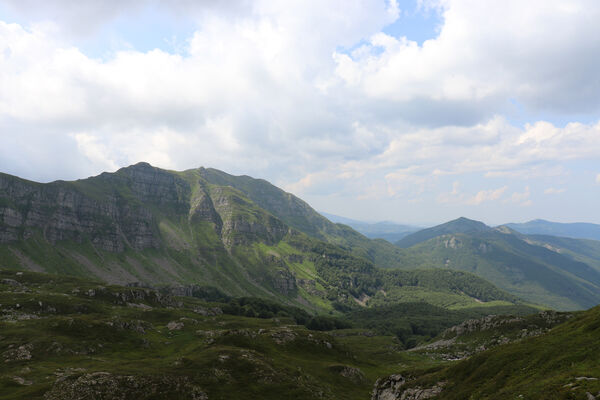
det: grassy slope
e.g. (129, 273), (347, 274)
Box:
(427, 305), (600, 399)
(525, 234), (600, 272)
(397, 230), (600, 310)
(189, 167), (408, 269)
(0, 269), (443, 400)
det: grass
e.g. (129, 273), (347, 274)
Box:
(395, 306), (600, 399)
(0, 269), (440, 400)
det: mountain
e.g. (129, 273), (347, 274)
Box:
(506, 219), (600, 241)
(394, 219), (600, 310)
(0, 163), (520, 313)
(522, 234), (600, 272)
(395, 217), (490, 248)
(373, 305), (600, 399)
(319, 212), (420, 242)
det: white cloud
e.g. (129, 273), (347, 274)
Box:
(335, 0), (600, 117)
(72, 133), (119, 171)
(596, 174), (600, 184)
(1, 1), (600, 223)
(437, 182), (507, 205)
(506, 186), (531, 206)
(544, 187), (565, 195)
(466, 186), (507, 205)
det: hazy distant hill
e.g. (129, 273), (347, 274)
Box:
(394, 218), (600, 310)
(506, 219), (600, 240)
(522, 234), (600, 272)
(319, 212), (420, 242)
(395, 217), (490, 248)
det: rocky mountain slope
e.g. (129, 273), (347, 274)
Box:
(409, 310), (573, 360)
(373, 305), (600, 399)
(394, 218), (600, 310)
(0, 163), (521, 313)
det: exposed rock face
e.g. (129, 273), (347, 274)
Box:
(0, 163), (304, 294)
(3, 344), (33, 362)
(443, 236), (462, 249)
(0, 163), (179, 252)
(43, 372), (207, 400)
(188, 182), (222, 232)
(442, 311), (571, 339)
(272, 269), (297, 295)
(328, 365), (365, 383)
(371, 374), (445, 400)
(210, 186), (288, 247)
(410, 311), (574, 360)
(167, 321), (184, 331)
(77, 285), (182, 308)
(443, 315), (524, 337)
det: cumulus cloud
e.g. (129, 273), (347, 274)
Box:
(467, 186), (508, 205)
(544, 187), (566, 195)
(335, 0), (600, 117)
(505, 186), (532, 206)
(438, 182), (507, 205)
(1, 0), (600, 223)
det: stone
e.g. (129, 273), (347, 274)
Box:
(43, 372), (207, 400)
(167, 321), (184, 331)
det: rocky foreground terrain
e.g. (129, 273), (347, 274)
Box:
(2, 268), (599, 399)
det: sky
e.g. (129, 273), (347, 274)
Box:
(1, 0), (600, 226)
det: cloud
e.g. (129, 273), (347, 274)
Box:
(596, 174), (600, 184)
(334, 0), (600, 118)
(1, 1), (600, 224)
(466, 186), (507, 205)
(544, 187), (565, 195)
(506, 186), (531, 206)
(437, 182), (508, 205)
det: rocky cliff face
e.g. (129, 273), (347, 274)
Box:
(371, 374), (445, 400)
(0, 163), (294, 253)
(0, 163), (311, 298)
(0, 166), (161, 252)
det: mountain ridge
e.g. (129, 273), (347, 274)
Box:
(506, 219), (600, 241)
(0, 163), (521, 314)
(395, 217), (491, 248)
(392, 217), (600, 310)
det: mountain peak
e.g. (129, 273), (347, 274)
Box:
(396, 217), (489, 248)
(444, 217), (489, 230)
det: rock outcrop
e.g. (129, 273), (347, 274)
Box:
(0, 163), (178, 252)
(371, 374), (445, 400)
(43, 372), (207, 400)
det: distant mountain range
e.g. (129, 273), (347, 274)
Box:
(393, 217), (600, 310)
(506, 219), (600, 241)
(319, 212), (420, 242)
